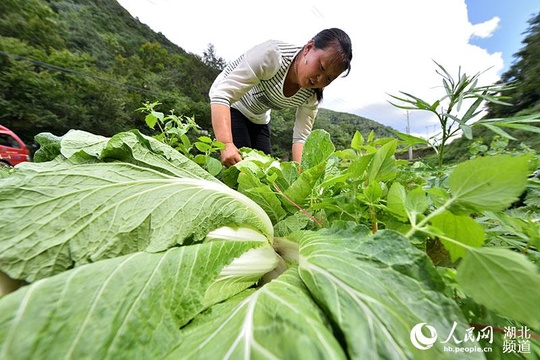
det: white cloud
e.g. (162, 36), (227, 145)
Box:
(117, 0), (504, 138)
(471, 16), (500, 38)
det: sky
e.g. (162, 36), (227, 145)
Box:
(116, 0), (540, 138)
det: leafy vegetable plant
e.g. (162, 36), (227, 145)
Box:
(138, 101), (225, 176)
(0, 128), (538, 359)
(389, 61), (540, 167)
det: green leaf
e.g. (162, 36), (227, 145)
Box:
(347, 154), (373, 179)
(367, 130), (375, 143)
(475, 123), (517, 140)
(386, 94), (419, 110)
(205, 156), (222, 176)
(386, 101), (418, 111)
(166, 267), (347, 360)
(430, 99), (441, 112)
(105, 131), (217, 180)
(449, 154), (530, 213)
(333, 148), (357, 160)
(237, 172), (287, 224)
(483, 211), (540, 247)
(434, 61), (454, 84)
(268, 161), (300, 191)
(500, 112), (540, 124)
(301, 129), (335, 171)
(60, 130), (109, 160)
(368, 139), (398, 182)
(457, 247), (540, 328)
(318, 172), (349, 189)
(461, 97), (483, 122)
(0, 241), (265, 360)
(283, 162), (326, 209)
(494, 122), (540, 134)
(198, 135), (213, 143)
(150, 110), (164, 122)
(398, 91), (433, 111)
(429, 211), (485, 261)
(0, 162), (273, 282)
(460, 123), (473, 139)
(350, 130), (364, 150)
(297, 227), (480, 359)
(405, 187), (428, 216)
(180, 133), (192, 149)
(194, 141), (211, 152)
(32, 132), (62, 162)
(145, 113), (158, 129)
(51, 130), (218, 181)
(391, 130), (430, 146)
(427, 187), (451, 208)
(273, 212), (311, 236)
(193, 154), (206, 165)
(363, 181), (383, 203)
(386, 182), (408, 221)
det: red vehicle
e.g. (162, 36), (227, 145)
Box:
(0, 125), (31, 167)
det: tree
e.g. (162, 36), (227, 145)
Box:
(202, 43), (226, 71)
(0, 0), (65, 50)
(487, 11), (540, 117)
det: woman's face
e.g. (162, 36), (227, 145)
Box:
(298, 41), (345, 89)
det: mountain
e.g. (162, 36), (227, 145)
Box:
(0, 0), (394, 157)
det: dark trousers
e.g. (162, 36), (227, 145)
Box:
(230, 108), (272, 155)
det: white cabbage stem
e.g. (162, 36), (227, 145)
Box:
(204, 245), (281, 303)
(218, 246), (279, 278)
(204, 226), (269, 243)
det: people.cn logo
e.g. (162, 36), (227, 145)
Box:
(410, 323), (438, 350)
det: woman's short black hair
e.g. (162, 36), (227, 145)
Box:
(312, 28), (352, 76)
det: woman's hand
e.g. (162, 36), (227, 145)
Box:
(211, 104), (241, 167)
(220, 142), (243, 167)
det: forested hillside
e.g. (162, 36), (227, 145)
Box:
(0, 0), (220, 142)
(0, 0), (393, 157)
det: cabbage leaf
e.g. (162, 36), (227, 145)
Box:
(0, 241), (270, 360)
(165, 267), (346, 360)
(0, 161), (273, 282)
(35, 129), (219, 181)
(297, 225), (482, 359)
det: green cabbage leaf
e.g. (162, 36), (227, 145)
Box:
(0, 241), (275, 360)
(0, 131), (273, 282)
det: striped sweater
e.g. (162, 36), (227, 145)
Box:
(209, 40), (318, 143)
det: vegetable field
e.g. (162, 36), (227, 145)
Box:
(0, 128), (539, 359)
